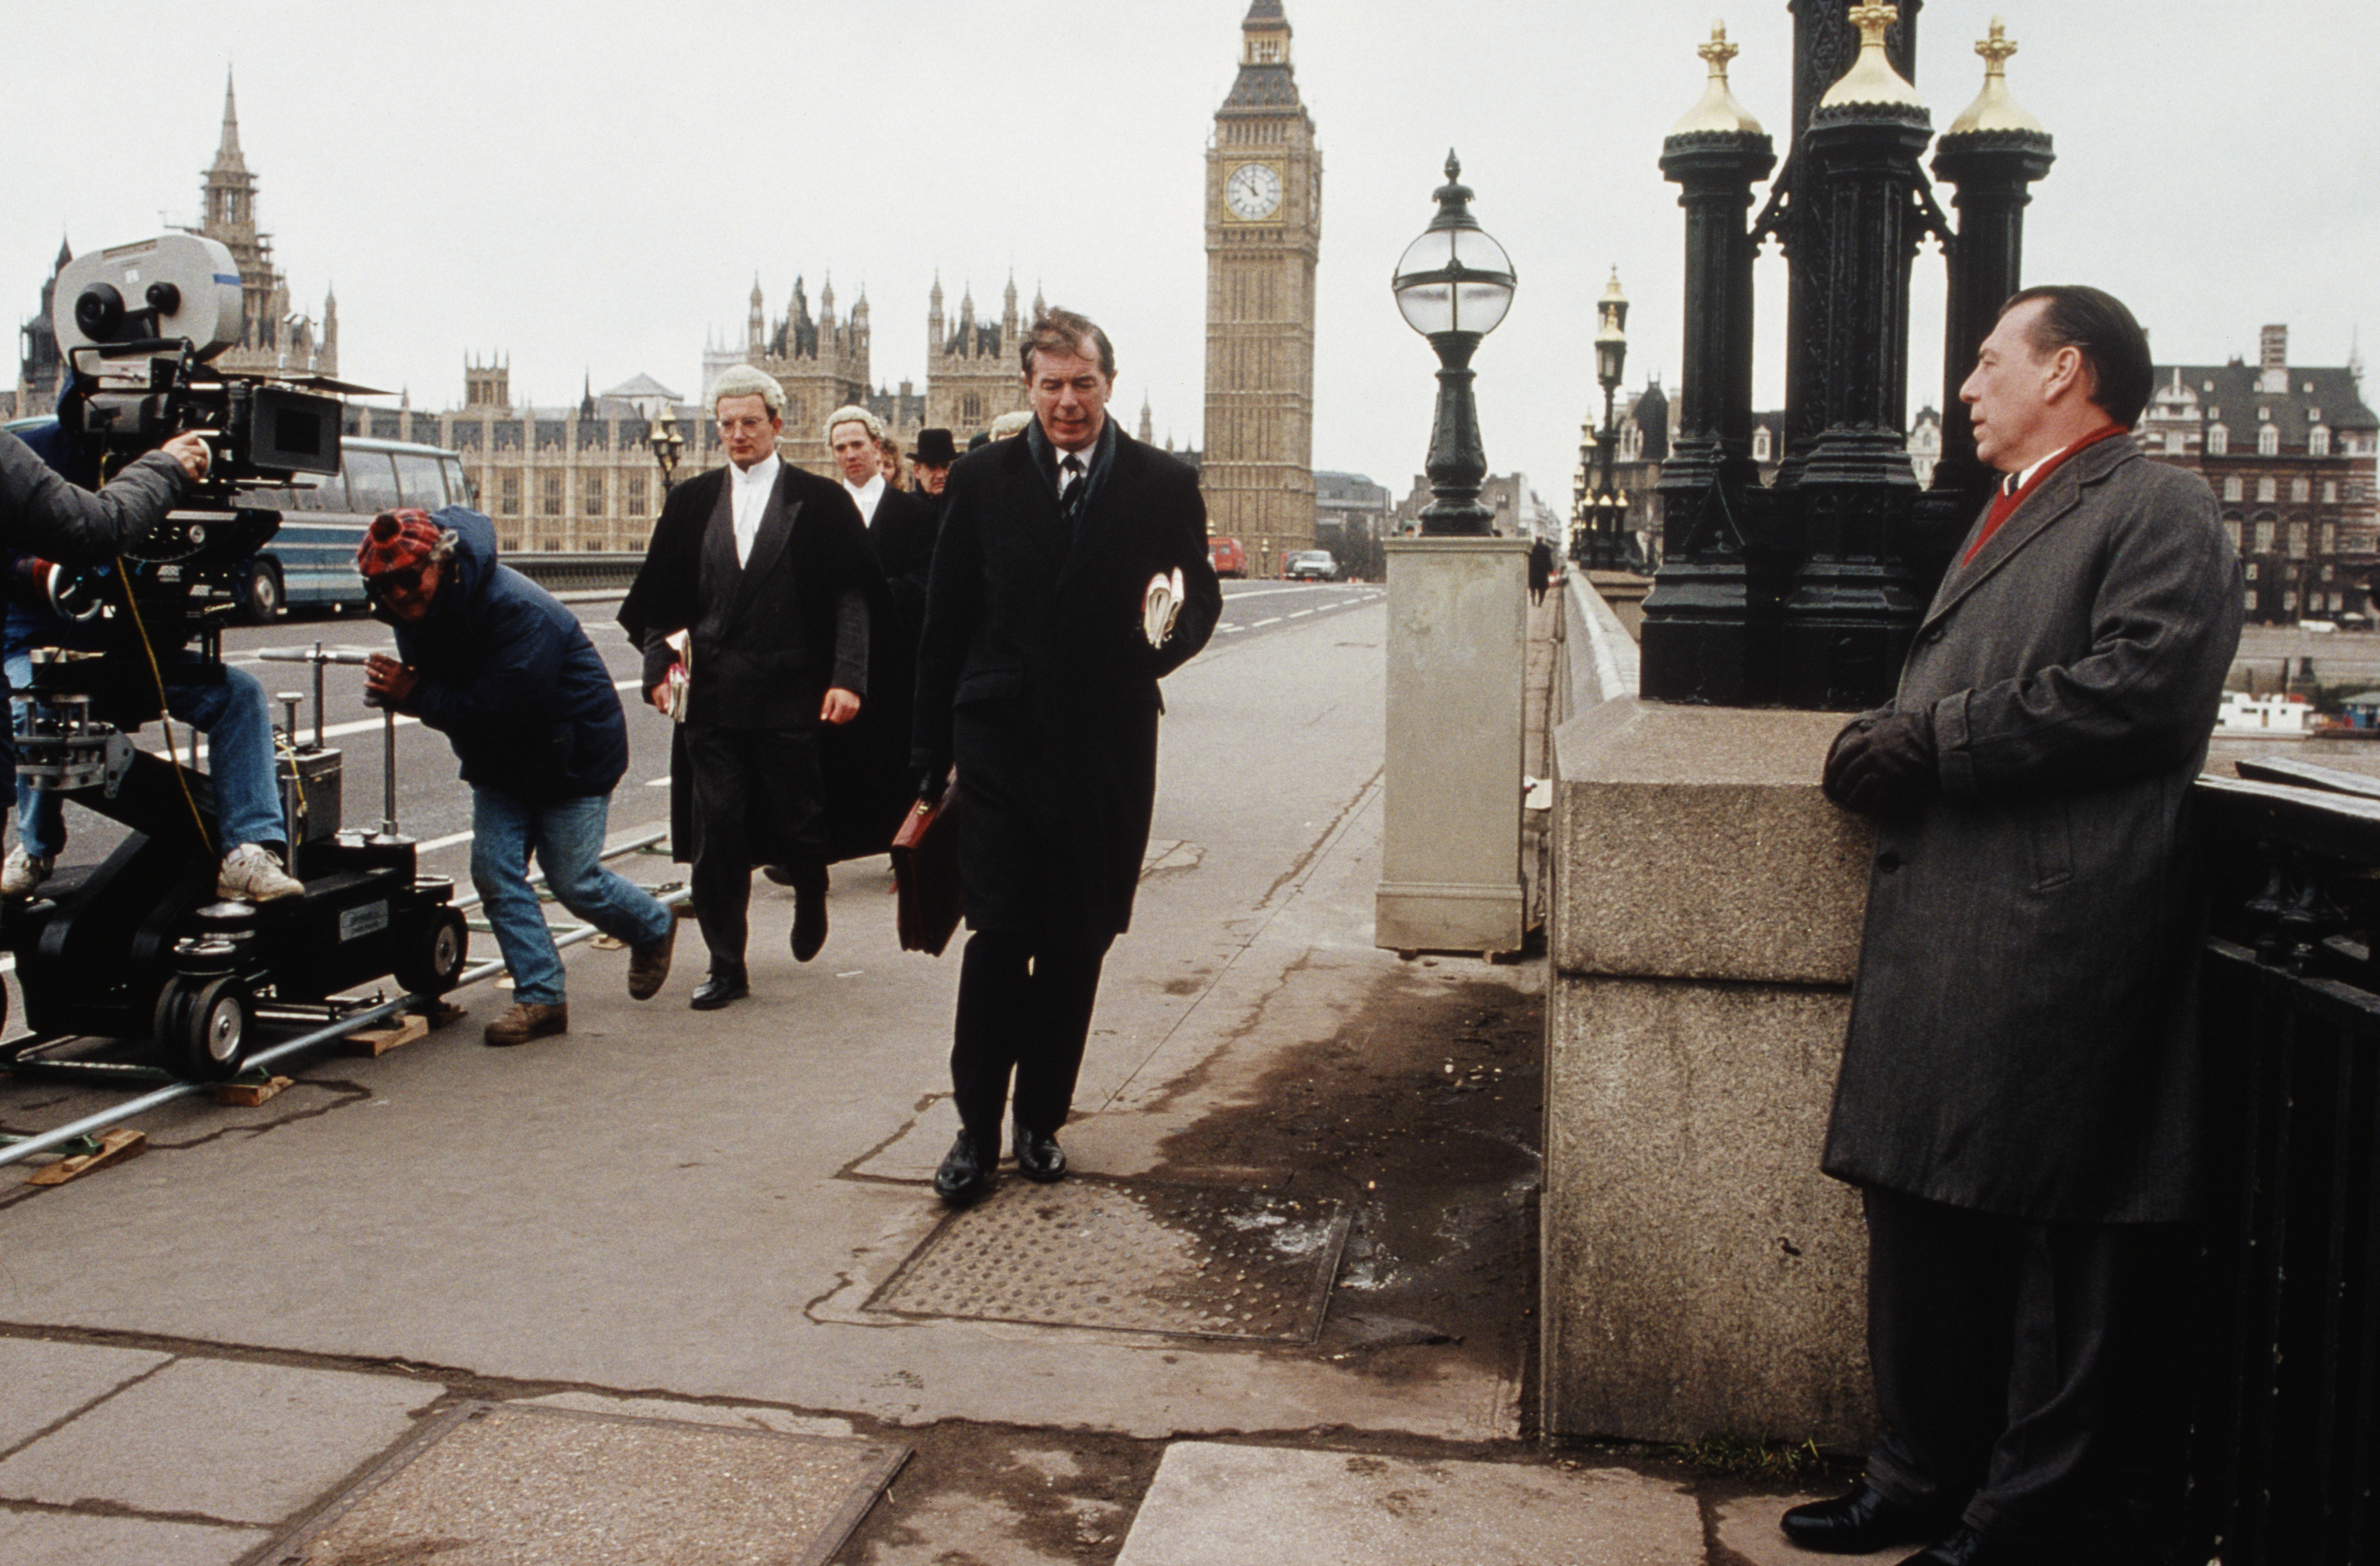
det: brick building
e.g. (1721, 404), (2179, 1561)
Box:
(2138, 325), (2379, 622)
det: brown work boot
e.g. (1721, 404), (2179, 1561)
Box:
(627, 910), (678, 1000)
(483, 1001), (567, 1047)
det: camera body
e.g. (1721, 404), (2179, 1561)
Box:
(19, 233), (349, 754)
(53, 232), (344, 498)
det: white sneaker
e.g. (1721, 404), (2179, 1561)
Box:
(218, 843), (304, 903)
(2, 846), (53, 898)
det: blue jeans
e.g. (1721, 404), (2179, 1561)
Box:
(472, 787), (672, 1007)
(8, 652), (286, 859)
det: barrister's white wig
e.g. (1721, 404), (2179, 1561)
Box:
(825, 404), (884, 443)
(989, 410), (1034, 441)
(711, 365), (785, 417)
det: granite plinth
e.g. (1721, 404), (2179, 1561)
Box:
(1542, 695), (1877, 1446)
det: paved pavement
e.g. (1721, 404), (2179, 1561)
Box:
(0, 585), (1835, 1565)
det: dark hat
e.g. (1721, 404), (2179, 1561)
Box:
(912, 428), (958, 466)
(357, 508), (440, 578)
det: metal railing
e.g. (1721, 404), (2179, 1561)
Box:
(2188, 756), (2380, 1565)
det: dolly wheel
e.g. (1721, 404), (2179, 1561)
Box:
(175, 977), (252, 1081)
(394, 907), (468, 998)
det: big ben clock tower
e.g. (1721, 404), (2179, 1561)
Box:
(1205, 0), (1321, 574)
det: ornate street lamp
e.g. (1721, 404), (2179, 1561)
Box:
(1392, 151), (1516, 536)
(1585, 269), (1631, 568)
(650, 404), (686, 496)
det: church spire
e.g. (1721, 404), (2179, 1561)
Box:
(215, 70), (246, 168)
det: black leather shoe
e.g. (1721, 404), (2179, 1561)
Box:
(791, 880), (828, 962)
(1896, 1525), (2031, 1566)
(689, 972), (749, 1010)
(1781, 1483), (1957, 1554)
(933, 1131), (996, 1204)
(1013, 1121), (1067, 1183)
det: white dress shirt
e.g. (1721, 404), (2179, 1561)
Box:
(843, 471), (886, 526)
(731, 452), (780, 567)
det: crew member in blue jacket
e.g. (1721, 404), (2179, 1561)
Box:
(359, 508), (677, 1046)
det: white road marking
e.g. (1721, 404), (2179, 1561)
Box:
(1250, 617), (1282, 628)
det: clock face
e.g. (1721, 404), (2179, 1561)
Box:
(1224, 161), (1283, 221)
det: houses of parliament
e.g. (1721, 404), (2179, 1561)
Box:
(16, 5), (1325, 562)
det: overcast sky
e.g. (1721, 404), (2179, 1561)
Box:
(8, 1), (2376, 509)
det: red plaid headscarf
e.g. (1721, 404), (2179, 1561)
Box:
(357, 508), (441, 579)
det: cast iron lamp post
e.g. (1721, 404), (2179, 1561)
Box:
(1585, 270), (1630, 568)
(650, 404), (685, 497)
(1392, 152), (1516, 537)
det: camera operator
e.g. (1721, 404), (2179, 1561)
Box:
(1, 425), (210, 552)
(0, 421), (304, 903)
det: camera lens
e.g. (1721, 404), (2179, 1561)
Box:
(74, 283), (125, 341)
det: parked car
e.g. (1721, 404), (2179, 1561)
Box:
(1208, 537), (1246, 578)
(1286, 550), (1337, 582)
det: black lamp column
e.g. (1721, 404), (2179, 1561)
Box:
(1774, 2), (1942, 709)
(1391, 153), (1517, 538)
(1584, 273), (1631, 569)
(1928, 18), (2055, 504)
(1774, 0), (1921, 492)
(650, 404), (686, 497)
(1640, 23), (1777, 704)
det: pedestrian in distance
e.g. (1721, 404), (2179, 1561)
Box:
(1789, 286), (2242, 1565)
(618, 369), (887, 1009)
(911, 307), (1222, 1204)
(359, 508), (679, 1047)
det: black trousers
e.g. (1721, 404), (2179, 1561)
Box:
(949, 928), (1111, 1146)
(1860, 1185), (2192, 1548)
(683, 720), (825, 976)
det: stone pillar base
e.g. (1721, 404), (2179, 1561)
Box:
(1541, 695), (1878, 1446)
(1377, 537), (1530, 956)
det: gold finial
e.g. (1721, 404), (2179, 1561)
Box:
(1847, 2), (1897, 47)
(1699, 20), (1739, 77)
(1669, 18), (1766, 135)
(1945, 14), (2047, 136)
(1820, 0), (1925, 111)
(1978, 14), (2017, 75)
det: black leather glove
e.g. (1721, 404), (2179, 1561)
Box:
(916, 766), (950, 806)
(1822, 706), (1937, 818)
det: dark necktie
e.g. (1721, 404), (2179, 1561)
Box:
(1059, 454), (1086, 534)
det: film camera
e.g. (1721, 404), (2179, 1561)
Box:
(4, 234), (466, 1078)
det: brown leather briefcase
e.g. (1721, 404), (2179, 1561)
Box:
(890, 781), (964, 956)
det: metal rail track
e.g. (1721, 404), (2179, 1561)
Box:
(0, 830), (684, 1171)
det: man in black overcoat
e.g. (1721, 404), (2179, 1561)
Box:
(1788, 288), (2242, 1564)
(618, 367), (886, 1010)
(911, 308), (1221, 1202)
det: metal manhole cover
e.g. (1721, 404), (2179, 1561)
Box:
(265, 1402), (907, 1566)
(865, 1175), (1349, 1343)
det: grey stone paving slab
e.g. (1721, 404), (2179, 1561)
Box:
(521, 1390), (857, 1440)
(1113, 1442), (1704, 1566)
(867, 1175), (1349, 1343)
(272, 1401), (907, 1566)
(0, 1338), (170, 1453)
(1711, 1492), (1910, 1565)
(0, 1357), (426, 1524)
(0, 1510), (267, 1565)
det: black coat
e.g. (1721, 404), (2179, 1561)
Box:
(618, 461), (905, 864)
(378, 508), (630, 804)
(912, 423), (1221, 940)
(1822, 435), (2243, 1223)
(868, 485), (942, 645)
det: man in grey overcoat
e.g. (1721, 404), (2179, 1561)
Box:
(1785, 287), (2242, 1566)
